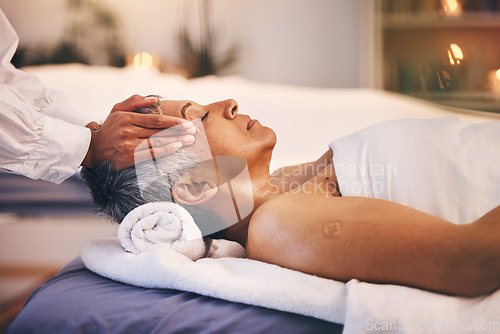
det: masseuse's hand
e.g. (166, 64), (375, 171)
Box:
(82, 95), (195, 170)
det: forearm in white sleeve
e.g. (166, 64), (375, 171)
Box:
(0, 86), (91, 183)
(0, 9), (93, 183)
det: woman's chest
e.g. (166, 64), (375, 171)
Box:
(297, 162), (341, 198)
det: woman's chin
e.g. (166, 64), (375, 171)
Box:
(264, 127), (277, 149)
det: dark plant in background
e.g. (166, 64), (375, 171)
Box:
(177, 0), (238, 78)
(13, 0), (125, 68)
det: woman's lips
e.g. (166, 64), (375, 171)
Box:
(247, 119), (257, 130)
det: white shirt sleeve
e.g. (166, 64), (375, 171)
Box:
(0, 9), (93, 184)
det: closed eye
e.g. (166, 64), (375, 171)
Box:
(201, 111), (210, 121)
(181, 102), (192, 118)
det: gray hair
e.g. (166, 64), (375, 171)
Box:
(80, 99), (199, 224)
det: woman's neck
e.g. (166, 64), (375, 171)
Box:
(223, 150), (335, 246)
(253, 173), (283, 208)
(222, 166), (283, 247)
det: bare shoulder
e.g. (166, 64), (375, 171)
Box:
(246, 192), (458, 283)
(246, 192), (338, 267)
(246, 193), (296, 263)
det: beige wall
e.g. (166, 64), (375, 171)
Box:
(0, 0), (362, 88)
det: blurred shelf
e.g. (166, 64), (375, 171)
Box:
(363, 1), (500, 114)
(383, 12), (500, 29)
(410, 91), (500, 112)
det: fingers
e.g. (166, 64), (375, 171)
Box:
(112, 95), (158, 113)
(133, 134), (195, 161)
(111, 95), (195, 131)
(117, 123), (195, 141)
(133, 140), (195, 164)
(108, 134), (196, 170)
(140, 134), (195, 148)
(131, 112), (195, 131)
(149, 126), (196, 137)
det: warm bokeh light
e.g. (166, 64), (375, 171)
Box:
(448, 51), (455, 65)
(441, 0), (462, 16)
(448, 43), (463, 65)
(133, 52), (154, 71)
(488, 69), (500, 97)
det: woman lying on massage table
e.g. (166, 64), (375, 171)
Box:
(81, 98), (500, 297)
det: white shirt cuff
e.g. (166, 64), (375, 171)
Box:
(23, 115), (91, 184)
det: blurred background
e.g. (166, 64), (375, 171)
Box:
(0, 0), (499, 330)
(3, 0), (498, 105)
(1, 0), (362, 87)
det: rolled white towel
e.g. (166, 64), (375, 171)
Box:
(118, 202), (207, 260)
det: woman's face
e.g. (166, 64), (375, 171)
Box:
(158, 99), (277, 169)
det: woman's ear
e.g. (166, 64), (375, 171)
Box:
(172, 179), (218, 206)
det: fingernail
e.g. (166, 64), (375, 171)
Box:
(144, 96), (158, 102)
(181, 121), (194, 129)
(180, 135), (195, 145)
(185, 126), (197, 135)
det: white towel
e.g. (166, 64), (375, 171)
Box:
(117, 202), (206, 260)
(343, 280), (500, 334)
(330, 117), (500, 225)
(80, 237), (348, 324)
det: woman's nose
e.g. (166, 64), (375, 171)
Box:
(223, 99), (238, 119)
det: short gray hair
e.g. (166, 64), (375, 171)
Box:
(80, 100), (199, 223)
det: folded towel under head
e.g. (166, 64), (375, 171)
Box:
(118, 202), (207, 260)
(118, 202), (245, 260)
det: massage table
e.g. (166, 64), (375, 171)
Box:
(8, 64), (500, 333)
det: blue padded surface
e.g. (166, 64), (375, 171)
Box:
(8, 257), (343, 334)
